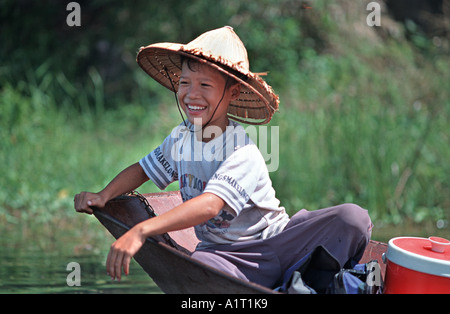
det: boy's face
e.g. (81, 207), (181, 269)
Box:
(178, 60), (240, 131)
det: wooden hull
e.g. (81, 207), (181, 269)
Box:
(93, 191), (387, 294)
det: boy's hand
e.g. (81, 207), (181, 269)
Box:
(106, 226), (146, 281)
(74, 191), (107, 215)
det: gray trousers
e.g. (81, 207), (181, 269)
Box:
(192, 203), (372, 288)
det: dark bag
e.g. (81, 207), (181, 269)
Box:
(277, 246), (341, 294)
(277, 246), (383, 294)
(332, 260), (384, 294)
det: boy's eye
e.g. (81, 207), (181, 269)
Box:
(201, 83), (212, 87)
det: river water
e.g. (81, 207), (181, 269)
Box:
(0, 248), (161, 294)
(0, 218), (162, 294)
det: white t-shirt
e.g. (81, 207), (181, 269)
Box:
(139, 120), (289, 248)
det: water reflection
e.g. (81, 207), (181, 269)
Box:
(0, 230), (161, 294)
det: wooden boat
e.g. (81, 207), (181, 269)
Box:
(93, 191), (387, 294)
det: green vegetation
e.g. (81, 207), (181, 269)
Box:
(272, 41), (449, 224)
(1, 1), (448, 240)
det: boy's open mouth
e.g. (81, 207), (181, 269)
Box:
(187, 104), (207, 112)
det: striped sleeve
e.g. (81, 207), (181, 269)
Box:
(139, 137), (178, 191)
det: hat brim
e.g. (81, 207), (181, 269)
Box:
(137, 43), (279, 125)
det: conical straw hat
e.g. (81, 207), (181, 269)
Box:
(137, 26), (279, 125)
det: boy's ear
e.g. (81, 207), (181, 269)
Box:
(229, 83), (241, 101)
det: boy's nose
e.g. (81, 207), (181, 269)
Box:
(186, 85), (201, 100)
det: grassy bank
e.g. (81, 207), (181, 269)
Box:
(0, 75), (178, 227)
(272, 40), (449, 225)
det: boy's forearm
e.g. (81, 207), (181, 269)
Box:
(99, 162), (149, 201)
(135, 192), (224, 238)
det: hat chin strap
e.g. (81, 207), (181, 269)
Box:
(164, 66), (229, 135)
(164, 66), (188, 129)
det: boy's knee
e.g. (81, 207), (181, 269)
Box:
(335, 203), (372, 238)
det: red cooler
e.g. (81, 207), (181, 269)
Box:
(384, 236), (450, 294)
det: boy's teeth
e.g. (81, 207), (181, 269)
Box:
(188, 105), (206, 110)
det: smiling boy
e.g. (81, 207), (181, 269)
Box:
(74, 26), (372, 288)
